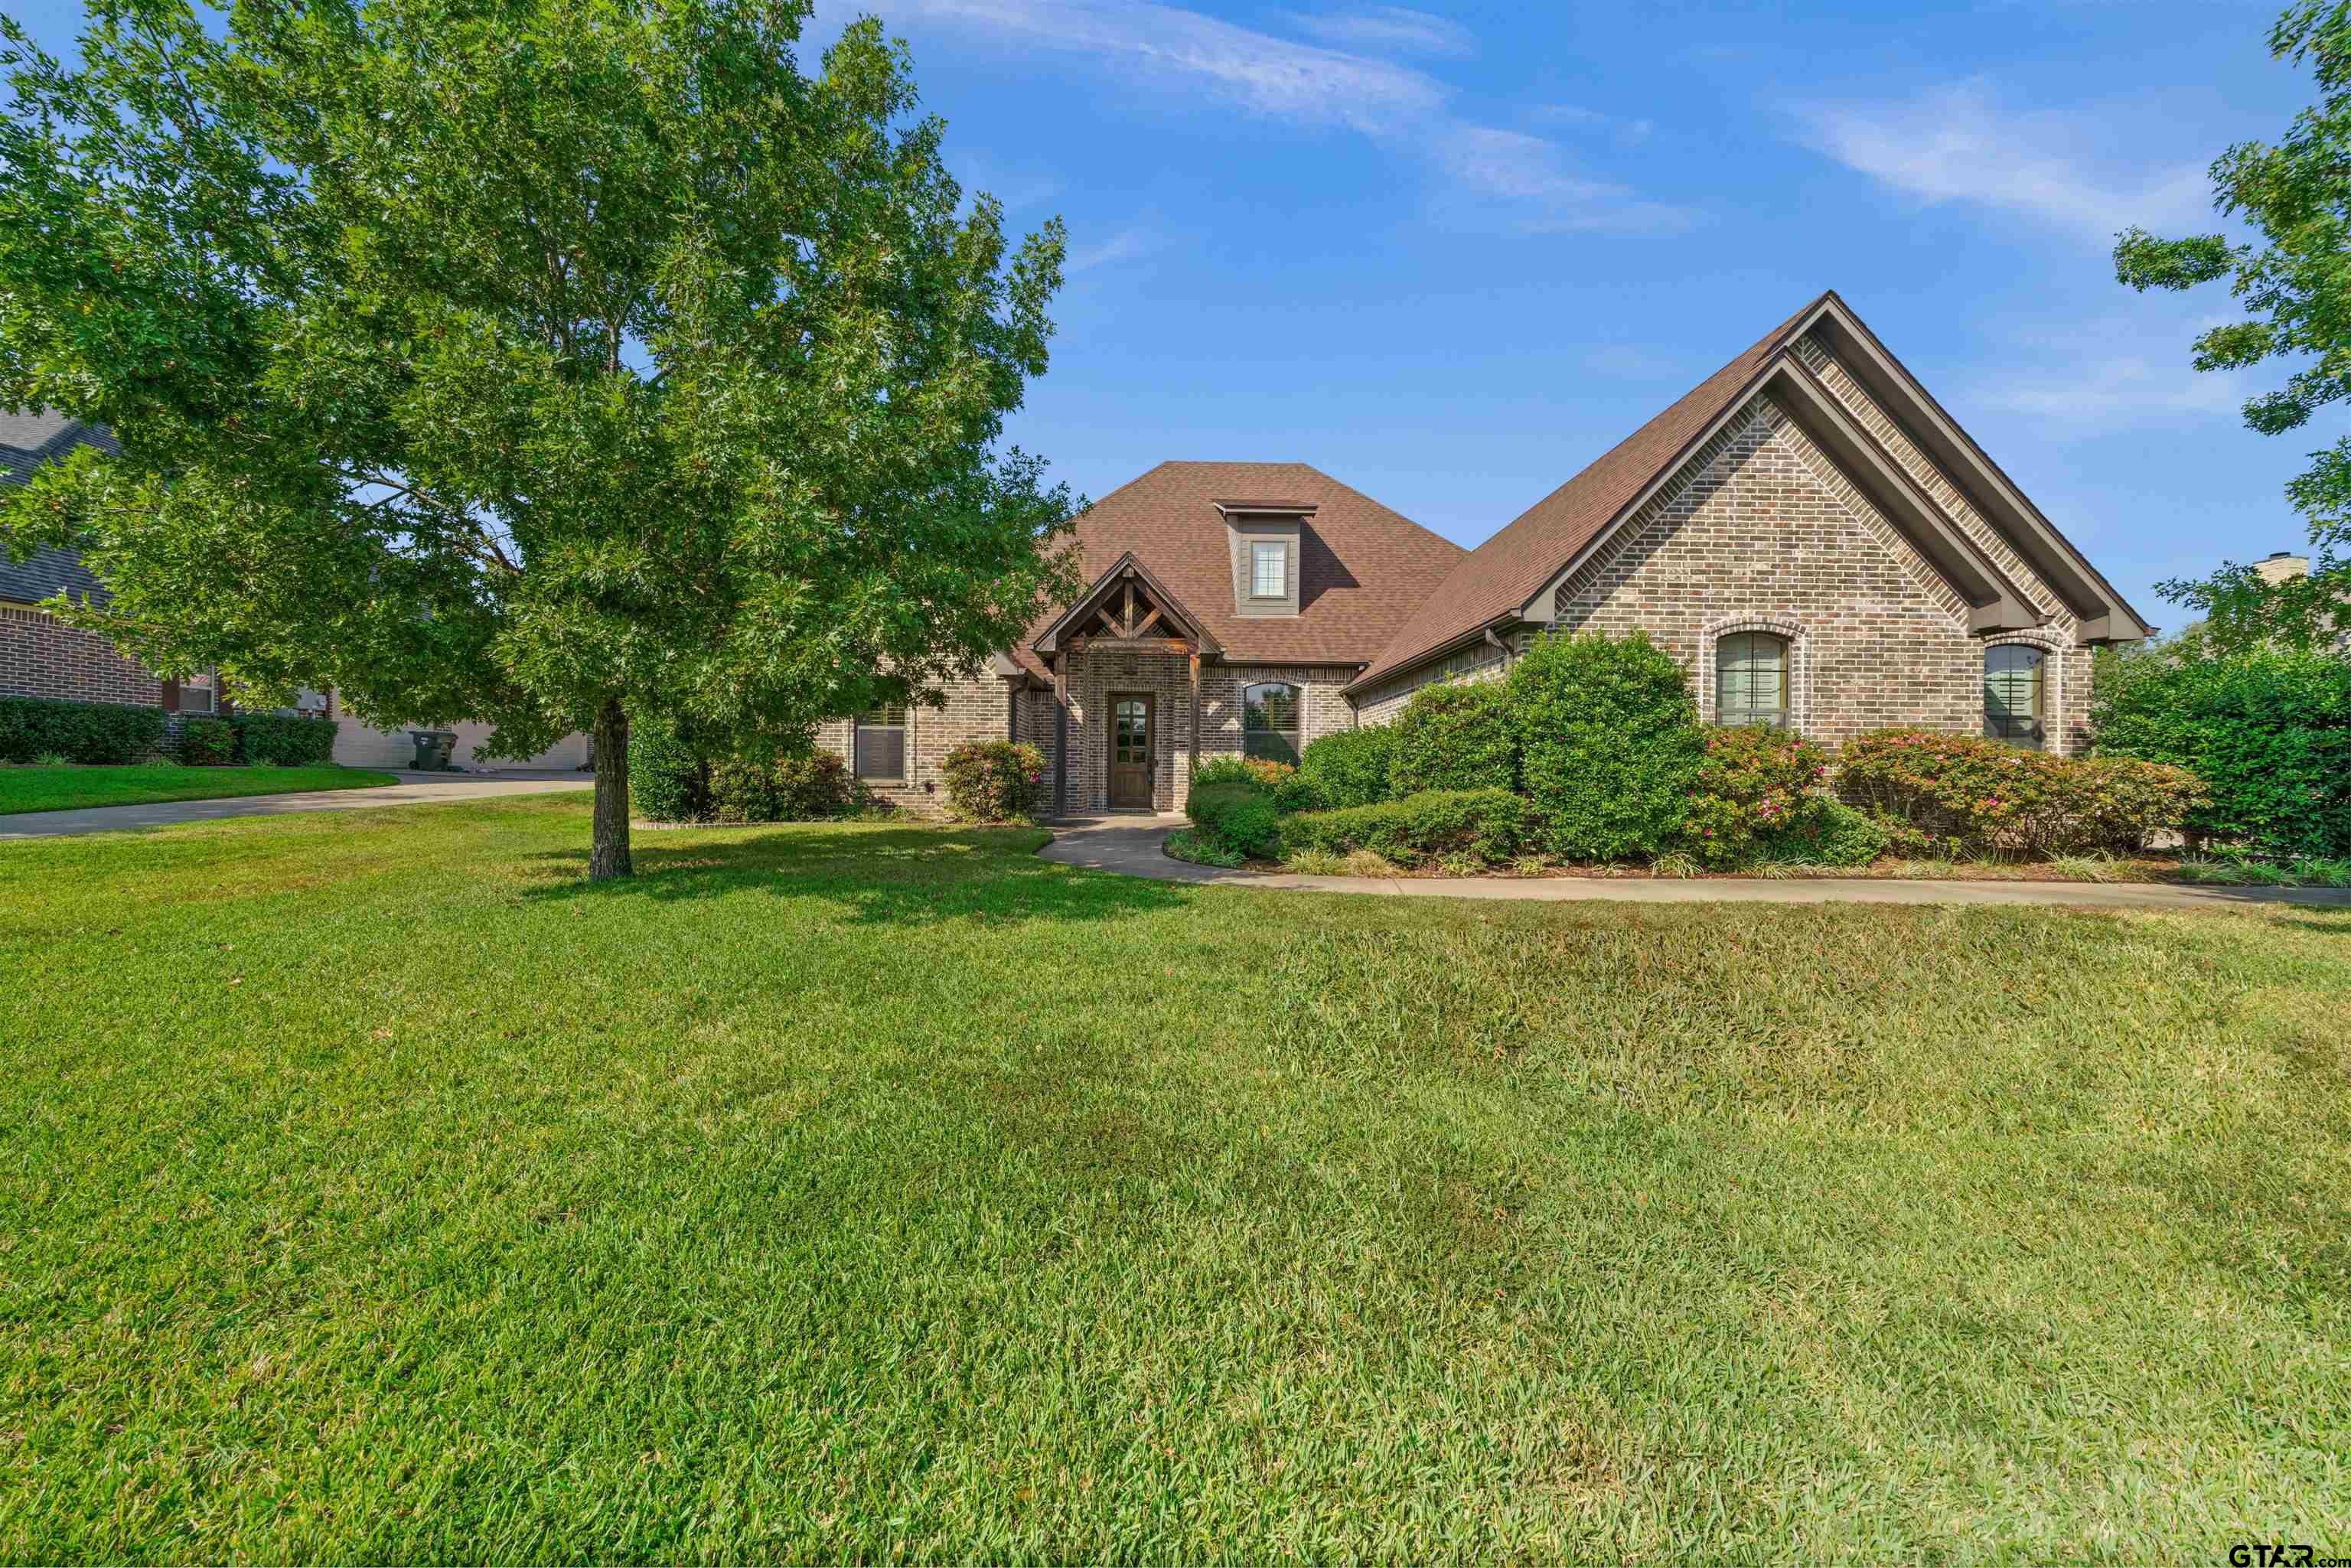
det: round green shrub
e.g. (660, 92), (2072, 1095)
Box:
(941, 740), (1045, 821)
(1388, 680), (1516, 795)
(628, 712), (712, 823)
(178, 718), (235, 766)
(1300, 725), (1398, 808)
(1508, 631), (1703, 862)
(1678, 724), (1837, 868)
(2092, 646), (2351, 857)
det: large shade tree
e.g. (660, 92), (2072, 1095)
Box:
(0, 0), (1074, 877)
(2115, 0), (2351, 653)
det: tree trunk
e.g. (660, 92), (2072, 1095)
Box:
(590, 698), (632, 881)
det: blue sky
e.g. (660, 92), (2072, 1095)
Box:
(5, 0), (2315, 624)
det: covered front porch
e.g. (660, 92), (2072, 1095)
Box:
(1029, 553), (1218, 817)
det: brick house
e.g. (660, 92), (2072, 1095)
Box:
(1, 412), (225, 725)
(829, 292), (2153, 816)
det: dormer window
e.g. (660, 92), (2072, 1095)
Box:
(1251, 540), (1286, 600)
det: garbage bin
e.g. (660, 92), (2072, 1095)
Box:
(407, 729), (458, 771)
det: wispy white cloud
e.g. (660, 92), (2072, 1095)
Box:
(1790, 79), (2212, 239)
(1065, 222), (1163, 272)
(860, 0), (1690, 233)
(1965, 312), (2248, 430)
(1531, 103), (1654, 145)
(1279, 5), (1475, 57)
(1430, 126), (1691, 234)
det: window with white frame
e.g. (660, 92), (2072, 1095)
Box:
(1715, 633), (1790, 729)
(1250, 540), (1286, 599)
(1241, 682), (1301, 764)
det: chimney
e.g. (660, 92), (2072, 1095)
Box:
(2255, 550), (2310, 585)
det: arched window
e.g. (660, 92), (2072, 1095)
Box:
(1984, 645), (2046, 748)
(1241, 682), (1302, 764)
(1716, 632), (1789, 729)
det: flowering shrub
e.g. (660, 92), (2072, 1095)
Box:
(1838, 728), (2204, 857)
(1678, 725), (1849, 868)
(941, 739), (1045, 821)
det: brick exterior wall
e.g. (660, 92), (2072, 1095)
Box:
(814, 674), (1021, 815)
(1, 601), (165, 708)
(1357, 370), (2093, 754)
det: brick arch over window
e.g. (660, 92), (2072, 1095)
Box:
(1698, 615), (1811, 733)
(1981, 631), (2066, 751)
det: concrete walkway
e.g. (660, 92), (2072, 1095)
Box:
(1038, 813), (2351, 911)
(0, 770), (591, 840)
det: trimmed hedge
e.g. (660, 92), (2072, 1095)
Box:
(1300, 724), (1397, 809)
(179, 719), (235, 766)
(0, 694), (166, 764)
(941, 740), (1045, 821)
(1282, 787), (1526, 866)
(232, 713), (338, 766)
(2092, 647), (2351, 858)
(1508, 631), (1703, 861)
(1388, 680), (1516, 795)
(1839, 728), (2206, 858)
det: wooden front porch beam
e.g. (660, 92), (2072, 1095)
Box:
(1189, 649), (1202, 787)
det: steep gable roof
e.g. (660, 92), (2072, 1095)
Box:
(0, 412), (118, 606)
(1351, 292), (2151, 692)
(1009, 461), (1467, 678)
(1351, 297), (1821, 689)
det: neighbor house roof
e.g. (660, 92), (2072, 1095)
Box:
(1006, 461), (1468, 678)
(1350, 296), (1824, 691)
(0, 411), (119, 606)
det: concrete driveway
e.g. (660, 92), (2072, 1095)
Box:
(0, 770), (592, 841)
(1039, 814), (2351, 911)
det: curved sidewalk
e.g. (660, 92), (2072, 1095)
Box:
(0, 771), (592, 841)
(1038, 814), (2351, 911)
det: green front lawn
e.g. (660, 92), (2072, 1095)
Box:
(3, 800), (2347, 1560)
(0, 762), (397, 815)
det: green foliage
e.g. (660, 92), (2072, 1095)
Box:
(1299, 724), (1397, 809)
(1679, 725), (1842, 869)
(1189, 756), (1262, 790)
(1387, 680), (1517, 795)
(1839, 729), (2208, 859)
(1281, 787), (1527, 866)
(1162, 826), (1245, 869)
(0, 0), (1076, 875)
(1184, 781), (1283, 859)
(0, 694), (165, 764)
(707, 751), (856, 825)
(1508, 631), (1702, 860)
(940, 740), (1045, 822)
(178, 718), (234, 766)
(628, 713), (712, 824)
(230, 714), (337, 767)
(2092, 645), (2351, 856)
(2112, 0), (2351, 648)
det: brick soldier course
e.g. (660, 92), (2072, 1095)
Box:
(827, 291), (2150, 814)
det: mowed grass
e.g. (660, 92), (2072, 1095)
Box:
(0, 763), (396, 815)
(2, 799), (2349, 1563)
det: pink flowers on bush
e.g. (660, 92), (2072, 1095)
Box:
(941, 739), (1048, 823)
(1837, 728), (2205, 857)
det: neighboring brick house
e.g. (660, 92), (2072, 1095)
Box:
(840, 292), (2151, 816)
(1, 412), (223, 728)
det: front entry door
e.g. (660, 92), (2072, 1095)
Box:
(1109, 694), (1154, 809)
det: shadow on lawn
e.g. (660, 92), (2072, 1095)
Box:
(520, 822), (1194, 928)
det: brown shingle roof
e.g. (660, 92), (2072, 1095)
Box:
(1010, 461), (1467, 677)
(1350, 294), (1828, 690)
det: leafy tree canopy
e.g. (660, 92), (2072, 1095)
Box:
(2115, 0), (2351, 652)
(0, 0), (1074, 875)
